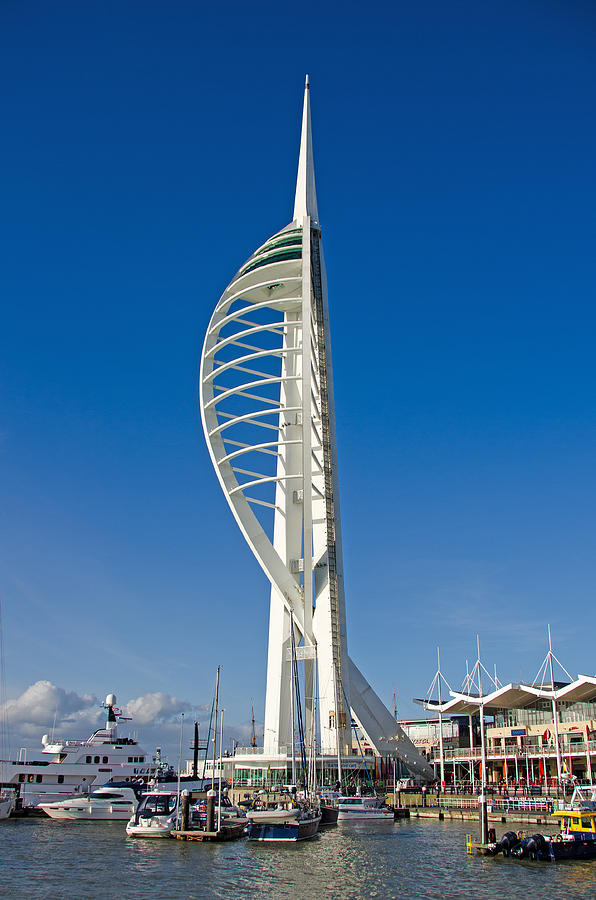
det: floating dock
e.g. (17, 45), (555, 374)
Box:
(171, 819), (247, 842)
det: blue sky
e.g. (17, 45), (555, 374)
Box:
(1, 1), (595, 758)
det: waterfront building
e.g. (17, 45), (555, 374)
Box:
(419, 675), (596, 788)
(199, 78), (432, 784)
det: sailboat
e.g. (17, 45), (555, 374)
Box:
(246, 617), (321, 842)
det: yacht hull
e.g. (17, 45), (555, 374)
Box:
(40, 802), (135, 820)
(126, 824), (173, 838)
(0, 796), (14, 820)
(247, 814), (320, 842)
(337, 809), (393, 820)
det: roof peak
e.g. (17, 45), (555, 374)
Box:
(293, 76), (319, 225)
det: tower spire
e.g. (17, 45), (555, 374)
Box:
(293, 74), (319, 225)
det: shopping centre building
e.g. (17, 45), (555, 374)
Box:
(414, 675), (596, 788)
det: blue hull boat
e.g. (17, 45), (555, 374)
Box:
(246, 807), (320, 842)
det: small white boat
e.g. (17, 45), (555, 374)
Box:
(335, 796), (393, 821)
(39, 781), (144, 820)
(126, 791), (178, 838)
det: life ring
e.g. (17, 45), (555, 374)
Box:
(555, 834), (563, 843)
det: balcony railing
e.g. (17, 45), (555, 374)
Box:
(442, 740), (596, 761)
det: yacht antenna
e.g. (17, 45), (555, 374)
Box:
(251, 701), (256, 749)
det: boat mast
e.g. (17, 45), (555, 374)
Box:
(437, 647), (445, 789)
(333, 663), (343, 788)
(289, 613), (297, 785)
(176, 712), (184, 816)
(217, 708), (224, 832)
(211, 666), (220, 791)
(251, 701), (256, 749)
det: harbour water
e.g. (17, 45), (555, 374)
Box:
(2, 817), (596, 899)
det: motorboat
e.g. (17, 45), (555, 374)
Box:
(126, 791), (178, 838)
(488, 786), (596, 861)
(246, 802), (320, 842)
(1, 693), (155, 808)
(335, 795), (393, 821)
(318, 800), (339, 826)
(39, 780), (145, 820)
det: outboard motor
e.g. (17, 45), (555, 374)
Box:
(525, 833), (547, 861)
(512, 833), (546, 860)
(495, 831), (520, 856)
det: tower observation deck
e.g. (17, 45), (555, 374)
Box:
(199, 78), (432, 781)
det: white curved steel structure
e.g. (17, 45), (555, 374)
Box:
(200, 78), (432, 779)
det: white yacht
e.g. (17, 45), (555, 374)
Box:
(39, 781), (145, 820)
(335, 796), (393, 821)
(1, 693), (155, 808)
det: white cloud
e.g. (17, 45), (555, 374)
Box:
(123, 692), (193, 726)
(3, 680), (97, 727)
(1, 682), (225, 762)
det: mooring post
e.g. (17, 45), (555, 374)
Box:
(478, 792), (489, 844)
(181, 790), (190, 831)
(206, 789), (216, 832)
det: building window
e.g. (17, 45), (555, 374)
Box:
(57, 776), (64, 784)
(128, 757), (133, 763)
(86, 756), (92, 763)
(94, 756), (100, 764)
(102, 756), (108, 764)
(18, 774), (25, 783)
(36, 775), (42, 783)
(139, 757), (144, 762)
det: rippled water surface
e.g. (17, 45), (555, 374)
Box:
(2, 816), (596, 899)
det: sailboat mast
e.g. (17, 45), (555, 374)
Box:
(192, 721), (199, 779)
(334, 663), (343, 787)
(211, 666), (220, 791)
(251, 701), (256, 749)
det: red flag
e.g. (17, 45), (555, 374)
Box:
(538, 759), (544, 778)
(542, 728), (550, 741)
